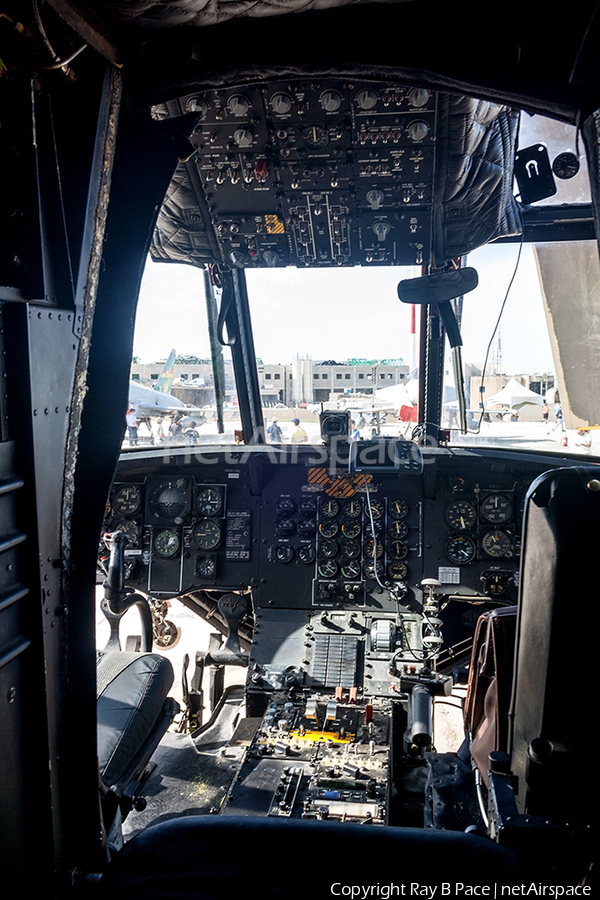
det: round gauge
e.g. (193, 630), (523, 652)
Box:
(196, 556), (217, 578)
(388, 561), (408, 581)
(321, 499), (339, 519)
(300, 125), (329, 149)
(446, 499), (476, 531)
(319, 521), (339, 538)
(193, 519), (222, 551)
(390, 499), (408, 519)
(297, 518), (316, 537)
(320, 89), (343, 112)
(154, 529), (180, 559)
(484, 573), (509, 596)
(342, 539), (361, 559)
(480, 493), (513, 524)
(299, 498), (317, 514)
(276, 519), (296, 537)
(450, 477), (468, 493)
(320, 539), (339, 558)
(389, 520), (408, 539)
(342, 520), (361, 539)
(481, 530), (513, 559)
(298, 545), (315, 564)
(364, 538), (384, 559)
(342, 499), (362, 519)
(276, 496), (297, 516)
(367, 499), (384, 520)
(446, 534), (477, 565)
(195, 486), (223, 517)
(342, 560), (361, 579)
(318, 560), (338, 578)
(276, 544), (294, 563)
(112, 519), (140, 547)
(553, 151), (580, 179)
(389, 540), (408, 560)
(112, 484), (142, 516)
(365, 520), (383, 538)
(364, 560), (384, 579)
(123, 558), (138, 581)
(270, 92), (293, 115)
(149, 480), (189, 523)
(356, 88), (379, 110)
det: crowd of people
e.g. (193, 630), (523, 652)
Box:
(125, 408), (383, 448)
(124, 409), (202, 447)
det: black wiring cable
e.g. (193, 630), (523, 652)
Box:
(470, 236), (525, 435)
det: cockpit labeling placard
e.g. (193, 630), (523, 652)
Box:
(226, 510), (251, 560)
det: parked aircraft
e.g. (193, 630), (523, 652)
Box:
(1, 1), (597, 897)
(129, 351), (206, 422)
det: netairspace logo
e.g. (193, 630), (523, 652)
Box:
(329, 886), (592, 899)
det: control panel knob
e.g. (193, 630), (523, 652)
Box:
(228, 94), (250, 116)
(185, 96), (209, 118)
(407, 88), (431, 108)
(407, 120), (430, 142)
(356, 89), (379, 110)
(320, 89), (343, 112)
(372, 220), (391, 242)
(229, 249), (248, 266)
(262, 249), (279, 267)
(366, 189), (385, 211)
(233, 128), (254, 148)
(270, 92), (293, 115)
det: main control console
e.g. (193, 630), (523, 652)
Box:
(104, 443), (576, 827)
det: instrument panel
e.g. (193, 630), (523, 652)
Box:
(151, 79), (437, 268)
(102, 444), (576, 672)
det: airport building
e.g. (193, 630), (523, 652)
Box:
(131, 358), (410, 407)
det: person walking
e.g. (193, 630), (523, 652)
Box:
(267, 416), (283, 443)
(290, 418), (308, 443)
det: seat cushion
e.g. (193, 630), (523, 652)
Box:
(97, 652), (174, 789)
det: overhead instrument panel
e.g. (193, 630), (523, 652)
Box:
(152, 81), (437, 268)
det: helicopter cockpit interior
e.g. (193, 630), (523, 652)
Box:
(1, 1), (599, 896)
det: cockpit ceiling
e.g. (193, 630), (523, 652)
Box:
(89, 0), (397, 28)
(150, 84), (520, 270)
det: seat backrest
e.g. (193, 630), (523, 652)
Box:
(509, 466), (599, 822)
(464, 605), (517, 787)
(98, 816), (521, 898)
(97, 651), (175, 791)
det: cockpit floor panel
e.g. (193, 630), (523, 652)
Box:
(123, 690), (246, 838)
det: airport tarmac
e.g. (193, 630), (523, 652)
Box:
(126, 412), (596, 459)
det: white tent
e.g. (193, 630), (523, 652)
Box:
(484, 377), (543, 410)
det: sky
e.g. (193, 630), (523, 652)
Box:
(133, 242), (555, 376)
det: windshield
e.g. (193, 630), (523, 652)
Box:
(128, 110), (598, 458)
